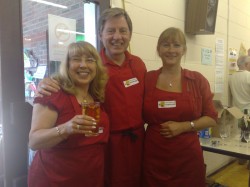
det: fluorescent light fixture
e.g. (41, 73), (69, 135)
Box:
(24, 38), (32, 41)
(57, 29), (85, 35)
(29, 0), (68, 9)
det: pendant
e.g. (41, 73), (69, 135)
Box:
(169, 83), (173, 87)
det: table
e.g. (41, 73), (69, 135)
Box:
(200, 137), (250, 160)
(200, 137), (250, 187)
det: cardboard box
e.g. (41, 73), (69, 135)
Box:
(211, 100), (244, 137)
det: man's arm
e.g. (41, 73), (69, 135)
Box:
(36, 77), (60, 97)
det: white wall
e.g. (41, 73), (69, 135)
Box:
(111, 0), (250, 105)
(111, 0), (250, 175)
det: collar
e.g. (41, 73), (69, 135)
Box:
(182, 69), (196, 80)
(100, 48), (132, 66)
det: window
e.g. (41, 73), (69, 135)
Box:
(22, 0), (109, 101)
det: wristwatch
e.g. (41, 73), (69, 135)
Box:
(190, 121), (195, 130)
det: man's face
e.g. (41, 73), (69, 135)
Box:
(100, 16), (131, 59)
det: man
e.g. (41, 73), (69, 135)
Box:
(36, 8), (146, 187)
(229, 55), (250, 166)
(229, 55), (250, 111)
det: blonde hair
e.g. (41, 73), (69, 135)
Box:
(157, 27), (187, 55)
(54, 41), (108, 102)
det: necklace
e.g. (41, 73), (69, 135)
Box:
(81, 92), (89, 104)
(82, 93), (90, 104)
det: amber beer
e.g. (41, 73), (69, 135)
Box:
(83, 102), (100, 133)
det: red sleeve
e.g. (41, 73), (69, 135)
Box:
(197, 73), (218, 121)
(33, 90), (67, 112)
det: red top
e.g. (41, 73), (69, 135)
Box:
(100, 49), (146, 132)
(143, 68), (217, 187)
(28, 89), (109, 187)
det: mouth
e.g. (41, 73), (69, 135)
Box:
(166, 55), (177, 59)
(111, 41), (123, 48)
(77, 71), (90, 77)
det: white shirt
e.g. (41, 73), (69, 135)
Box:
(229, 70), (250, 111)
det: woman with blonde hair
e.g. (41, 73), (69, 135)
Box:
(143, 27), (217, 187)
(28, 41), (109, 187)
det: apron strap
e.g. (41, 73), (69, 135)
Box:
(122, 129), (138, 142)
(111, 126), (143, 142)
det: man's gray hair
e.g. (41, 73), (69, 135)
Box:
(237, 55), (250, 67)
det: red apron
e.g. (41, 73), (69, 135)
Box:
(143, 70), (206, 187)
(105, 127), (144, 187)
(101, 49), (146, 187)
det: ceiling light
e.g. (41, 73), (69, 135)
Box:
(57, 29), (85, 35)
(29, 0), (68, 9)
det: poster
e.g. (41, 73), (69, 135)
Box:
(228, 48), (238, 75)
(214, 38), (225, 93)
(201, 48), (212, 65)
(48, 14), (76, 62)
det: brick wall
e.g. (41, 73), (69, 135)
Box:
(22, 0), (86, 67)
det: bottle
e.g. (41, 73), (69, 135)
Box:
(241, 109), (249, 143)
(199, 128), (211, 139)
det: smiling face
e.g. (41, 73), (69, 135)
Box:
(157, 28), (187, 67)
(158, 40), (185, 66)
(100, 15), (132, 59)
(68, 55), (97, 87)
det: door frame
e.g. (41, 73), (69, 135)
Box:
(0, 0), (110, 187)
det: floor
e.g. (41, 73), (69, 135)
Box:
(207, 160), (249, 187)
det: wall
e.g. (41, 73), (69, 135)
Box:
(111, 0), (250, 105)
(110, 0), (250, 175)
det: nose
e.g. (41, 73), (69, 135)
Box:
(79, 60), (87, 68)
(113, 30), (122, 39)
(167, 44), (175, 50)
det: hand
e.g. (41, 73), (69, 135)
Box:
(160, 121), (183, 138)
(64, 114), (99, 137)
(35, 78), (60, 97)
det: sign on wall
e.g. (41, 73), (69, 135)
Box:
(201, 48), (212, 65)
(228, 48), (238, 75)
(214, 38), (225, 93)
(48, 14), (76, 62)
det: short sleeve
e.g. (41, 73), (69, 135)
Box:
(33, 90), (67, 112)
(198, 74), (218, 121)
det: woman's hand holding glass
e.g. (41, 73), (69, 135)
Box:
(64, 114), (98, 137)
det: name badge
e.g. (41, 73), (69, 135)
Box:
(123, 78), (139, 88)
(158, 100), (176, 108)
(98, 127), (104, 134)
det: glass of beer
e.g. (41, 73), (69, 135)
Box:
(82, 102), (100, 133)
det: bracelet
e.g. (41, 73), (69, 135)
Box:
(55, 126), (66, 140)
